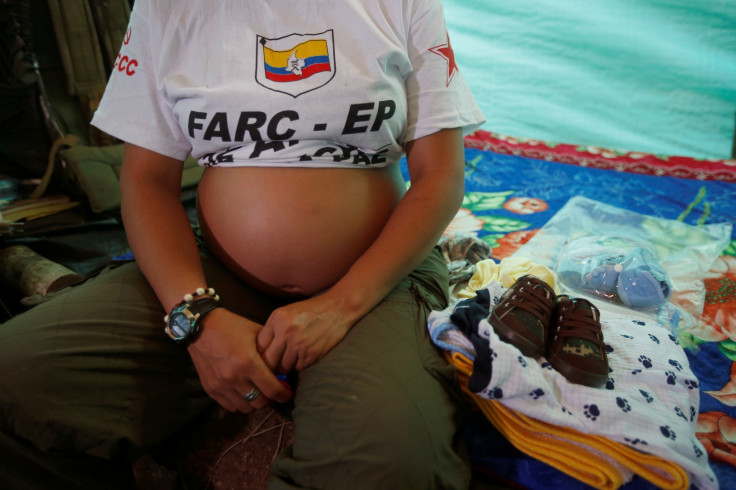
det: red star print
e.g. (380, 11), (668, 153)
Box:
(429, 32), (459, 87)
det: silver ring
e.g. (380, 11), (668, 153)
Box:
(242, 387), (260, 402)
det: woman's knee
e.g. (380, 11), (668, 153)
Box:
(272, 349), (470, 489)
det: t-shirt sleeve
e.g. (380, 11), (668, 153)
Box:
(90, 0), (191, 160)
(403, 0), (486, 143)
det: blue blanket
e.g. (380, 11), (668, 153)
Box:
(402, 142), (736, 489)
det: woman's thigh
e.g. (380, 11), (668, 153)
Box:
(0, 261), (201, 458)
(0, 250), (281, 461)
(270, 249), (470, 490)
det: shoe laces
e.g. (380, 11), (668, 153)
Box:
(501, 278), (555, 321)
(553, 299), (604, 345)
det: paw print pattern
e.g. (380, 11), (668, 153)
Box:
(660, 425), (677, 441)
(693, 442), (704, 458)
(605, 377), (615, 390)
(638, 355), (653, 368)
(631, 369), (642, 375)
(605, 344), (614, 354)
(639, 389), (654, 403)
(665, 371), (677, 385)
(631, 320), (646, 327)
(616, 397), (631, 413)
(624, 437), (649, 446)
(648, 334), (660, 344)
(485, 387), (504, 399)
(540, 361), (554, 371)
(517, 356), (527, 368)
(668, 333), (680, 346)
(620, 334), (634, 339)
(685, 379), (699, 390)
(561, 406), (573, 416)
(529, 388), (544, 400)
(584, 404), (600, 421)
(674, 407), (688, 422)
(691, 406), (697, 422)
(668, 359), (683, 371)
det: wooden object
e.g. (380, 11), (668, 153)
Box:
(0, 245), (83, 298)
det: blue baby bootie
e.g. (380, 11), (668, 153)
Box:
(583, 260), (622, 295)
(580, 250), (671, 309)
(617, 266), (671, 308)
(558, 238), (673, 310)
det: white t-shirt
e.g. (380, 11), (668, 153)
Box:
(91, 0), (485, 168)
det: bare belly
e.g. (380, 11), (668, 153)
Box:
(197, 165), (406, 297)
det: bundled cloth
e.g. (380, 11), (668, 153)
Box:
(430, 260), (717, 489)
(450, 352), (689, 489)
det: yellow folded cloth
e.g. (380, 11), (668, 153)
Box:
(456, 256), (561, 299)
(449, 352), (690, 489)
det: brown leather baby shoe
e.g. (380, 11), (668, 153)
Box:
(488, 275), (557, 358)
(547, 297), (609, 388)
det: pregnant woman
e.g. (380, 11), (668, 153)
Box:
(0, 0), (485, 488)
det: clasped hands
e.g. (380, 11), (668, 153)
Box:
(187, 292), (353, 413)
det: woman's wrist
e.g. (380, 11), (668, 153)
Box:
(164, 287), (222, 343)
(327, 277), (386, 326)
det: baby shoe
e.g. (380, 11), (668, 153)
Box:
(583, 261), (622, 295)
(547, 297), (609, 388)
(488, 275), (557, 358)
(617, 266), (671, 308)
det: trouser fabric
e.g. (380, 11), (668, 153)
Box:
(0, 247), (470, 489)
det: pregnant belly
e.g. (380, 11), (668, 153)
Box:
(197, 165), (406, 297)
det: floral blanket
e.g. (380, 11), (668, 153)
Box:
(403, 131), (736, 489)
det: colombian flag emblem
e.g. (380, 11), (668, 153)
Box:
(256, 30), (336, 97)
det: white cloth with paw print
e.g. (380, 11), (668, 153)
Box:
(429, 281), (717, 489)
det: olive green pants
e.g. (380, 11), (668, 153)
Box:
(0, 247), (470, 489)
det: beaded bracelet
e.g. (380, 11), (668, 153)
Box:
(164, 287), (220, 324)
(183, 287), (220, 303)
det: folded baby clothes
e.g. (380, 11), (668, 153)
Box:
(428, 280), (717, 489)
(450, 351), (690, 489)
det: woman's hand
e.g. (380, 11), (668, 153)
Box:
(187, 308), (293, 413)
(256, 292), (357, 373)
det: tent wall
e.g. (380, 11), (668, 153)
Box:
(445, 0), (736, 159)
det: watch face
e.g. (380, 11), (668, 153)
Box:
(165, 298), (218, 343)
(169, 313), (192, 339)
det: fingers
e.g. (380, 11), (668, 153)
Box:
(190, 351), (257, 413)
(225, 385), (270, 413)
(187, 316), (293, 413)
(220, 348), (293, 409)
(266, 338), (294, 374)
(257, 326), (287, 373)
(211, 372), (291, 413)
(259, 309), (303, 374)
(262, 309), (337, 373)
(255, 325), (272, 354)
(241, 387), (261, 403)
(249, 361), (293, 403)
(261, 307), (311, 374)
(209, 358), (292, 413)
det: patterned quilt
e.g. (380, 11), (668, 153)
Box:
(403, 131), (736, 489)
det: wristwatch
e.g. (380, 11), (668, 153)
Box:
(165, 296), (220, 343)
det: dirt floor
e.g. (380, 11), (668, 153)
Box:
(133, 408), (294, 490)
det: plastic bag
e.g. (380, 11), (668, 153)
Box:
(556, 236), (672, 309)
(515, 196), (732, 332)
